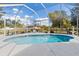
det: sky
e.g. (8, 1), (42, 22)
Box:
(2, 3), (75, 18)
(1, 3), (75, 26)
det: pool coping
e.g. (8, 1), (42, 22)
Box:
(2, 33), (79, 43)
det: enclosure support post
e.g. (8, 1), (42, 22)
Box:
(4, 18), (6, 36)
(72, 26), (74, 35)
(77, 16), (78, 36)
(15, 17), (17, 35)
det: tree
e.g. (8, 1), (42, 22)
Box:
(10, 19), (24, 28)
(0, 7), (5, 28)
(0, 19), (4, 28)
(71, 6), (79, 27)
(16, 20), (24, 28)
(61, 18), (71, 28)
(48, 10), (70, 28)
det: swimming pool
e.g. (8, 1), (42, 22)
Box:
(4, 34), (74, 44)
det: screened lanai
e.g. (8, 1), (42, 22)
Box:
(0, 3), (79, 36)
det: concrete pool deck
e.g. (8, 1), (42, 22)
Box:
(0, 33), (79, 56)
(14, 42), (79, 56)
(0, 42), (79, 56)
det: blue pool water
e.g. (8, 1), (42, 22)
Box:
(4, 34), (74, 44)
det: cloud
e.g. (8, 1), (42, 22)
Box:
(1, 15), (33, 26)
(36, 17), (48, 21)
(13, 8), (18, 12)
(16, 16), (20, 19)
(25, 15), (30, 18)
(2, 16), (9, 19)
(13, 8), (23, 14)
(25, 15), (32, 18)
(2, 15), (21, 21)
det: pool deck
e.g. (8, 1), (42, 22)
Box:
(0, 34), (79, 56)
